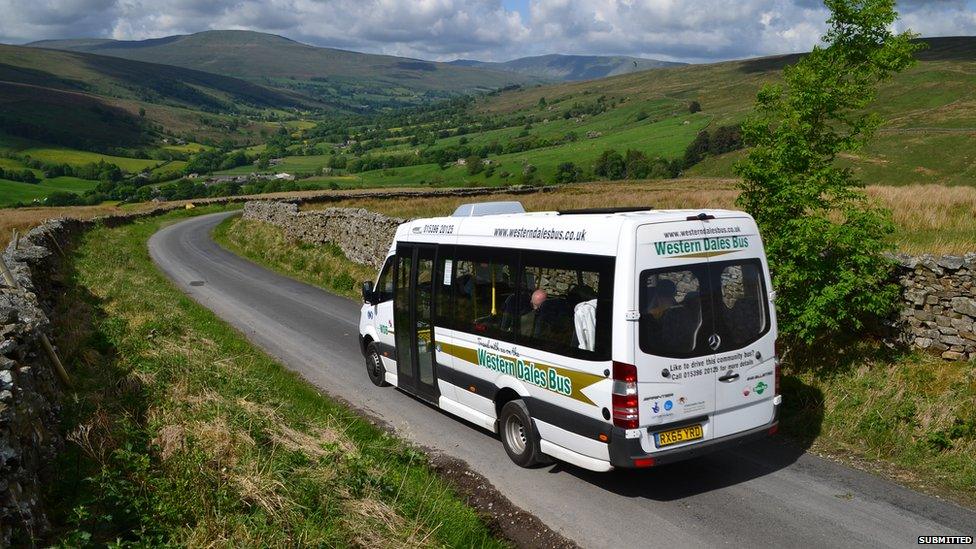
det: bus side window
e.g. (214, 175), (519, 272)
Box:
(375, 257), (395, 302)
(433, 252), (454, 328)
(453, 254), (517, 342)
(516, 252), (613, 359)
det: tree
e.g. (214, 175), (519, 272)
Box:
(733, 0), (922, 346)
(553, 162), (582, 184)
(624, 149), (651, 179)
(709, 125), (743, 155)
(688, 101), (701, 114)
(465, 155), (483, 175)
(682, 130), (711, 168)
(538, 97), (547, 110)
(594, 149), (625, 180)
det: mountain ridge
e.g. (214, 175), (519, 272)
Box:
(28, 30), (544, 109)
(449, 53), (685, 81)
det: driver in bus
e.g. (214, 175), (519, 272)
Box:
(645, 279), (677, 320)
(519, 289), (548, 337)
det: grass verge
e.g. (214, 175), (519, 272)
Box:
(44, 206), (506, 547)
(212, 214), (377, 300)
(780, 348), (976, 507)
(221, 214), (976, 508)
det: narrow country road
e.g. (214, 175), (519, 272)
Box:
(149, 211), (975, 548)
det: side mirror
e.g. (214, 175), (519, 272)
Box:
(362, 281), (376, 304)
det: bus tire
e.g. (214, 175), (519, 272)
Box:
(365, 343), (389, 387)
(499, 399), (545, 467)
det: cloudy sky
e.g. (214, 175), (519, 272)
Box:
(2, 0), (975, 62)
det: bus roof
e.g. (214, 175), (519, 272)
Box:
(393, 208), (755, 256)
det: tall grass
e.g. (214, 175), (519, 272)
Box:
(309, 180), (976, 255)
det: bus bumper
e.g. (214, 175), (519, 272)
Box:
(608, 416), (778, 469)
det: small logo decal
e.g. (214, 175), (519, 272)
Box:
(754, 381), (768, 395)
(743, 389), (751, 397)
(707, 334), (721, 351)
(664, 400), (673, 411)
(651, 401), (660, 414)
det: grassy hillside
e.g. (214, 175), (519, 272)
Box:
(470, 36), (976, 187)
(32, 30), (543, 110)
(0, 44), (314, 112)
(450, 53), (684, 81)
(272, 36), (976, 191)
(0, 43), (320, 157)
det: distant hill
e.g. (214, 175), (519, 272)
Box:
(449, 54), (684, 81)
(0, 44), (314, 110)
(0, 44), (315, 150)
(30, 30), (544, 109)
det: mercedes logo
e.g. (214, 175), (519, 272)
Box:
(708, 333), (721, 351)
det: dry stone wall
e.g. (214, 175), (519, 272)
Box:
(244, 201), (405, 268)
(0, 219), (82, 544)
(241, 187), (548, 269)
(895, 254), (976, 361)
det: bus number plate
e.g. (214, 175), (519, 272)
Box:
(655, 424), (703, 448)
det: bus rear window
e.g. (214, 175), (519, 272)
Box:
(639, 266), (708, 358)
(639, 259), (769, 358)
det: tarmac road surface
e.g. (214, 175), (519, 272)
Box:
(149, 211), (975, 548)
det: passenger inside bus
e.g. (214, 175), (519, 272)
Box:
(642, 278), (703, 354)
(456, 258), (607, 356)
(518, 289), (548, 337)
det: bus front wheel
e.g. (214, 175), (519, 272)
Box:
(499, 400), (546, 467)
(365, 343), (389, 387)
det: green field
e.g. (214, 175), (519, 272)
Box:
(460, 38), (976, 187)
(15, 146), (159, 172)
(215, 154), (332, 175)
(0, 176), (100, 206)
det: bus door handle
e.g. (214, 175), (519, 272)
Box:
(718, 372), (740, 383)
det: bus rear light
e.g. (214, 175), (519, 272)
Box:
(612, 361), (639, 429)
(634, 457), (655, 468)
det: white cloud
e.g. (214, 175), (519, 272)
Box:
(1, 0), (974, 61)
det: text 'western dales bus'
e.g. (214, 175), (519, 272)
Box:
(359, 201), (782, 471)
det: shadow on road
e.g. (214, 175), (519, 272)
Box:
(548, 377), (825, 501)
(397, 373), (825, 502)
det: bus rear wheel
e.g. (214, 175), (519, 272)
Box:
(365, 343), (389, 387)
(499, 400), (546, 467)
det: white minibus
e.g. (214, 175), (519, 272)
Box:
(359, 201), (781, 471)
